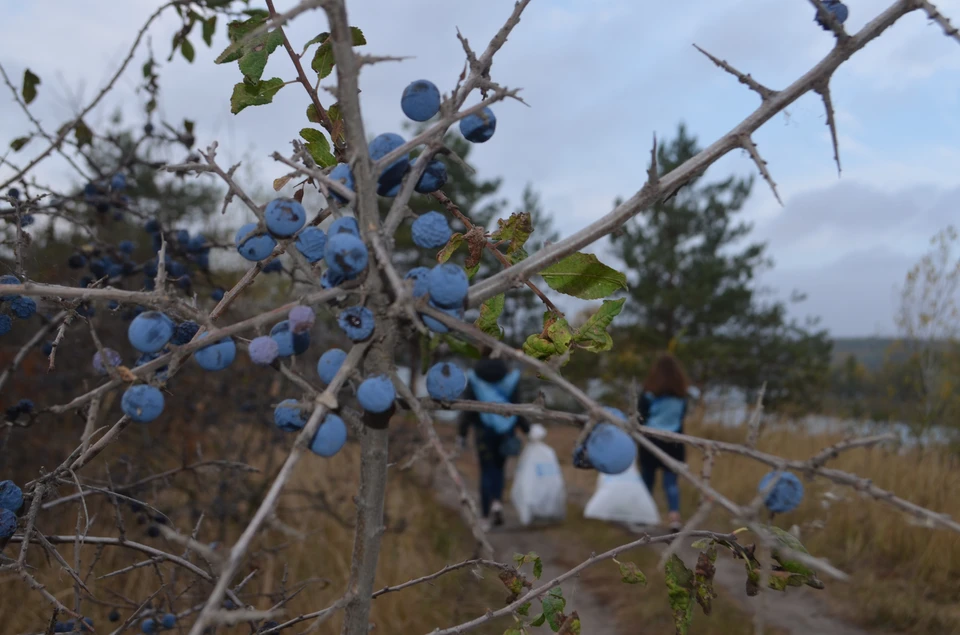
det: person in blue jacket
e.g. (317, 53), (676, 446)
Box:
(638, 352), (693, 531)
(456, 358), (530, 530)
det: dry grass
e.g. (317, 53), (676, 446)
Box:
(0, 417), (508, 635)
(511, 410), (960, 635)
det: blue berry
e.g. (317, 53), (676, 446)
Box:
(80, 618), (94, 632)
(16, 399), (32, 413)
(188, 234), (210, 254)
(175, 229), (190, 246)
(172, 321), (200, 345)
(111, 173), (127, 190)
(427, 263), (468, 308)
(759, 471), (805, 514)
(324, 233), (368, 277)
(426, 362), (466, 401)
(193, 334), (236, 371)
(411, 212), (452, 249)
(274, 399), (305, 432)
(121, 385), (165, 423)
(321, 268), (345, 289)
(0, 274), (21, 300)
(141, 618), (158, 635)
(288, 306), (315, 334)
(368, 133), (409, 196)
(270, 320), (310, 357)
(338, 306), (375, 341)
(815, 0), (849, 29)
(421, 301), (463, 334)
(249, 336), (280, 366)
(262, 260), (283, 274)
(329, 216), (360, 237)
(211, 288), (225, 302)
(0, 508), (16, 538)
(68, 254), (87, 269)
(161, 614), (176, 630)
(401, 80), (441, 122)
(382, 183), (401, 198)
(144, 219), (160, 233)
(235, 223), (278, 261)
(460, 107), (496, 143)
(7, 187), (19, 199)
(581, 421), (636, 475)
(264, 197), (306, 238)
(0, 480), (23, 512)
(108, 610), (121, 622)
(118, 240), (135, 254)
(54, 621), (73, 634)
(41, 341), (53, 355)
(310, 414), (347, 457)
(92, 348), (122, 375)
(108, 300), (120, 311)
(357, 375), (395, 413)
(328, 163), (355, 204)
(128, 311), (175, 353)
(20, 214), (34, 227)
(415, 160), (448, 194)
(0, 315), (11, 335)
(295, 227), (326, 263)
(404, 267), (430, 298)
(317, 348), (347, 385)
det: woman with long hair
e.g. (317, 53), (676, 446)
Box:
(638, 352), (692, 531)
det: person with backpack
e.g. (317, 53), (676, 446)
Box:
(456, 357), (530, 530)
(637, 352), (693, 532)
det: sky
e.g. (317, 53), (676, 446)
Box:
(1, 0), (959, 337)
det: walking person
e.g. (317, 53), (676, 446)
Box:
(456, 357), (529, 530)
(637, 352), (693, 532)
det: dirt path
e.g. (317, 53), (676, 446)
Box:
(434, 463), (874, 635)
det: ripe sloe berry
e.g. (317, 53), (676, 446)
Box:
(193, 334), (236, 371)
(235, 223), (278, 261)
(10, 296), (36, 319)
(310, 414), (347, 457)
(288, 306), (315, 334)
(0, 480), (23, 512)
(324, 233), (368, 277)
(264, 197), (306, 238)
(328, 163), (355, 204)
(404, 267), (430, 298)
(128, 311), (175, 353)
(411, 211), (452, 249)
(121, 385), (165, 423)
(460, 107), (496, 143)
(295, 227), (326, 263)
(316, 348), (347, 385)
(415, 160), (448, 194)
(758, 471), (804, 514)
(274, 399), (306, 432)
(337, 306), (375, 341)
(357, 375), (396, 413)
(0, 315), (11, 336)
(426, 362), (466, 401)
(172, 320), (200, 345)
(427, 263), (468, 308)
(248, 336), (280, 366)
(92, 348), (123, 375)
(401, 79), (441, 122)
(368, 133), (410, 195)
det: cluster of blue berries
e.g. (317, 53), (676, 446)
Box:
(4, 187), (34, 226)
(0, 479), (24, 539)
(140, 612), (177, 634)
(53, 618), (95, 633)
(0, 274), (37, 337)
(572, 407), (637, 475)
(5, 398), (34, 423)
(273, 400), (348, 458)
(82, 171), (132, 219)
(758, 470), (805, 514)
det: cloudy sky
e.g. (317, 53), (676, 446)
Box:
(2, 0), (959, 337)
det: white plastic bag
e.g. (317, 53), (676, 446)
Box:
(510, 424), (567, 526)
(583, 462), (661, 526)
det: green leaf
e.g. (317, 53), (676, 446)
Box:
(183, 119), (195, 136)
(10, 136), (31, 152)
(522, 312), (573, 362)
(443, 336), (482, 359)
(230, 78), (285, 114)
(311, 40), (335, 78)
(22, 69), (40, 104)
(541, 587), (566, 632)
(202, 16), (217, 46)
(350, 26), (367, 45)
(690, 539), (712, 550)
(327, 103), (345, 144)
(540, 252), (627, 300)
(74, 120), (93, 148)
(571, 298), (625, 353)
(181, 38), (195, 63)
(664, 554), (695, 635)
(509, 247), (528, 265)
(299, 128), (336, 168)
(238, 30), (284, 82)
(475, 294), (505, 339)
(516, 602), (532, 617)
(218, 15), (268, 64)
(503, 627), (525, 635)
(533, 557), (543, 580)
(613, 558), (646, 585)
(437, 233), (464, 264)
(301, 32), (329, 55)
(530, 613), (546, 628)
(465, 262), (480, 280)
(491, 212), (533, 255)
(306, 103), (322, 123)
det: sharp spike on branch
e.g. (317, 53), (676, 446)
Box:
(739, 134), (782, 206)
(815, 80), (842, 176)
(809, 0), (852, 43)
(917, 0), (960, 46)
(646, 133), (659, 187)
(692, 44), (777, 101)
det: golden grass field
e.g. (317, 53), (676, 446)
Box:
(2, 401), (958, 635)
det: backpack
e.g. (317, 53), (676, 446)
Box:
(467, 369), (522, 435)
